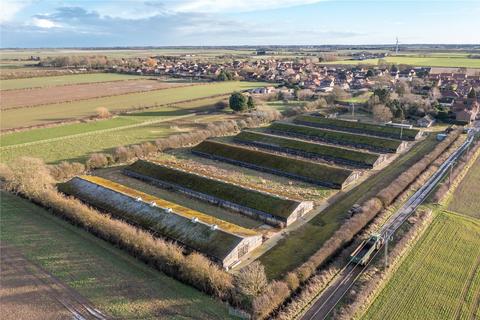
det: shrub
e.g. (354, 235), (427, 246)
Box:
(86, 153), (109, 170)
(114, 146), (133, 163)
(49, 161), (86, 181)
(229, 92), (248, 112)
(252, 281), (290, 319)
(95, 107), (111, 119)
(4, 157), (55, 198)
(234, 261), (268, 307)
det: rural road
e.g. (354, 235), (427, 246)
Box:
(300, 127), (477, 320)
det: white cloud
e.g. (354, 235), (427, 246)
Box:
(31, 17), (59, 29)
(173, 0), (326, 13)
(0, 0), (31, 23)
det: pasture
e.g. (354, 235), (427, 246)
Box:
(447, 155), (480, 218)
(0, 73), (147, 90)
(363, 211), (480, 320)
(0, 191), (234, 319)
(321, 56), (480, 68)
(260, 134), (439, 278)
(1, 81), (266, 129)
(0, 97), (238, 163)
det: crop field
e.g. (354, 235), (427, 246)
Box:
(268, 122), (403, 153)
(234, 130), (380, 168)
(294, 115), (420, 141)
(1, 79), (190, 109)
(447, 155), (480, 218)
(321, 56), (480, 68)
(0, 73), (147, 90)
(1, 81), (266, 129)
(260, 134), (438, 278)
(192, 140), (354, 188)
(363, 211), (480, 320)
(0, 97), (238, 163)
(126, 160), (301, 221)
(0, 191), (234, 319)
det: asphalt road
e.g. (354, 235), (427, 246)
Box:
(301, 128), (477, 320)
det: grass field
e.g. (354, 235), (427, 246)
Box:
(0, 97), (237, 163)
(260, 134), (439, 278)
(1, 81), (266, 129)
(363, 211), (480, 320)
(447, 155), (480, 218)
(321, 56), (480, 68)
(0, 73), (148, 90)
(0, 191), (234, 319)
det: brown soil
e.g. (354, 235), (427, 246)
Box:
(0, 244), (109, 320)
(0, 79), (190, 109)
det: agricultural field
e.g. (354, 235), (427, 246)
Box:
(321, 56), (480, 68)
(0, 73), (147, 90)
(363, 211), (480, 320)
(0, 191), (234, 319)
(1, 79), (191, 109)
(268, 122), (403, 153)
(447, 155), (480, 218)
(294, 115), (420, 141)
(1, 81), (265, 130)
(234, 130), (381, 168)
(192, 140), (354, 189)
(260, 134), (439, 278)
(0, 97), (239, 164)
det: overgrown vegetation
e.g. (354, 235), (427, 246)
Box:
(294, 115), (420, 141)
(126, 160), (301, 221)
(192, 140), (354, 188)
(234, 130), (380, 168)
(268, 122), (402, 153)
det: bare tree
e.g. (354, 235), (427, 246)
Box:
(372, 104), (393, 122)
(234, 261), (268, 299)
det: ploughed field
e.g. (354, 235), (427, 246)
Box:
(1, 80), (265, 130)
(1, 79), (191, 109)
(363, 211), (480, 320)
(0, 72), (147, 90)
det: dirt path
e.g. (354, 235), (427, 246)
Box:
(0, 244), (109, 320)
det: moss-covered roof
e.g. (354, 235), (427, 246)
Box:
(126, 160), (302, 221)
(192, 140), (353, 187)
(59, 176), (258, 262)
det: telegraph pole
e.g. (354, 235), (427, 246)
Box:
(400, 126), (403, 140)
(384, 232), (390, 270)
(351, 103), (355, 119)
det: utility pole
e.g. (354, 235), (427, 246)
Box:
(400, 126), (403, 140)
(351, 103), (355, 119)
(384, 232), (389, 270)
(449, 161), (455, 186)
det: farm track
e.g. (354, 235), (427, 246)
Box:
(0, 113), (193, 150)
(0, 244), (109, 320)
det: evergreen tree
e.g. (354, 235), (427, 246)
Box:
(247, 96), (255, 109)
(229, 92), (247, 112)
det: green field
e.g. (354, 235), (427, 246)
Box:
(0, 73), (148, 90)
(268, 122), (403, 153)
(0, 97), (230, 164)
(193, 140), (353, 188)
(363, 211), (480, 320)
(447, 155), (480, 218)
(321, 56), (480, 68)
(234, 130), (380, 167)
(294, 115), (420, 141)
(0, 191), (233, 319)
(260, 134), (438, 278)
(1, 81), (266, 129)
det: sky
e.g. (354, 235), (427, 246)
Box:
(0, 0), (479, 48)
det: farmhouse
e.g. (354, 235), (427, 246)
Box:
(59, 176), (262, 269)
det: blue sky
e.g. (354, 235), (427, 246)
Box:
(1, 0), (479, 48)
